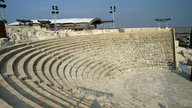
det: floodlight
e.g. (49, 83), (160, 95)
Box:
(0, 0), (5, 2)
(55, 6), (58, 10)
(52, 6), (55, 10)
(0, 4), (6, 8)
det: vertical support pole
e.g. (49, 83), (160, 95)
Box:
(0, 8), (3, 21)
(54, 13), (57, 33)
(52, 5), (59, 33)
(185, 35), (190, 64)
(110, 6), (116, 29)
(0, 0), (6, 21)
(166, 22), (168, 28)
(112, 9), (115, 29)
(158, 22), (160, 29)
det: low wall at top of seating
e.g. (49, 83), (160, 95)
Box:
(5, 25), (174, 40)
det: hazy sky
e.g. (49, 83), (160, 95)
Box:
(2, 0), (192, 28)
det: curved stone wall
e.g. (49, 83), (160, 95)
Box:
(0, 28), (176, 107)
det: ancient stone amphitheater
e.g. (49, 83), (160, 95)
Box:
(1, 28), (192, 108)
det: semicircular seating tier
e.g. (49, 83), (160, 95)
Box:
(0, 28), (176, 108)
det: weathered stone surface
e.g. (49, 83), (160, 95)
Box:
(1, 27), (189, 108)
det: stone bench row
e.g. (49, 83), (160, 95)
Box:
(1, 33), (174, 85)
(0, 37), (95, 107)
(0, 34), (125, 106)
(0, 37), (100, 107)
(0, 29), (174, 107)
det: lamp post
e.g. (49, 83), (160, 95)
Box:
(155, 18), (171, 28)
(110, 6), (116, 29)
(0, 0), (6, 21)
(51, 5), (59, 33)
(184, 35), (190, 65)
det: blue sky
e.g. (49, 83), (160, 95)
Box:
(2, 0), (192, 28)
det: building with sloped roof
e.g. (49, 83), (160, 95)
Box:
(9, 18), (103, 30)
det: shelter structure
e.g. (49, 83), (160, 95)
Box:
(57, 18), (102, 30)
(9, 18), (103, 30)
(16, 19), (33, 26)
(38, 20), (51, 29)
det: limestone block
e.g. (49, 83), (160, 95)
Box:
(33, 26), (41, 30)
(22, 36), (29, 40)
(15, 35), (20, 40)
(0, 38), (8, 42)
(0, 38), (8, 47)
(41, 28), (47, 31)
(27, 31), (32, 36)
